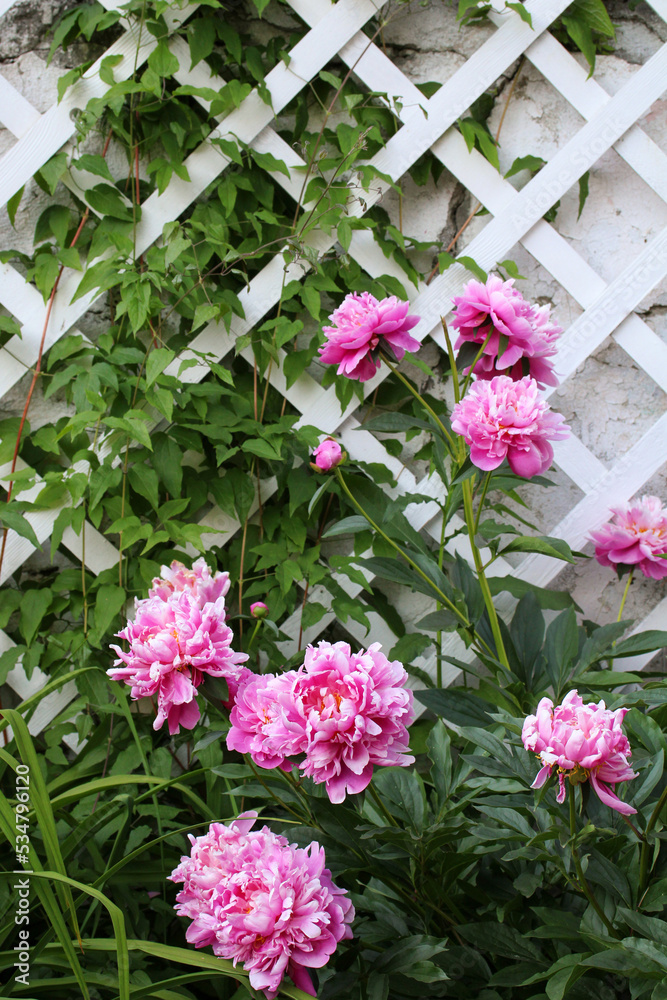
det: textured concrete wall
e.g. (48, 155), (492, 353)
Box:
(1, 0), (666, 643)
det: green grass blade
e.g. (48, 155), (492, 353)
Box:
(83, 940), (315, 1000)
(31, 873), (130, 1000)
(0, 796), (91, 1000)
(0, 710), (84, 948)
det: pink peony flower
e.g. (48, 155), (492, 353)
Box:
(222, 666), (255, 711)
(250, 601), (269, 619)
(522, 689), (637, 815)
(170, 811), (354, 998)
(149, 557), (230, 608)
(228, 671), (305, 770)
(227, 641), (415, 803)
(450, 374), (569, 478)
(452, 275), (561, 389)
(312, 438), (343, 472)
(589, 495), (667, 580)
(108, 592), (248, 735)
(318, 292), (421, 382)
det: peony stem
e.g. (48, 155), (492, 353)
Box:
(461, 477), (510, 671)
(460, 331), (494, 400)
(441, 317), (461, 405)
(247, 758), (311, 826)
(639, 784), (667, 895)
(334, 469), (471, 633)
(367, 782), (398, 827)
(380, 352), (456, 452)
(569, 791), (618, 936)
(473, 471), (493, 535)
(246, 620), (262, 652)
(617, 568), (634, 623)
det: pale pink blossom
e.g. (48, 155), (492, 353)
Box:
(312, 438), (343, 472)
(227, 641), (414, 803)
(149, 557), (230, 608)
(589, 495), (667, 580)
(318, 292), (420, 382)
(522, 689), (637, 815)
(450, 374), (569, 478)
(452, 275), (561, 389)
(108, 592), (248, 735)
(170, 811), (354, 998)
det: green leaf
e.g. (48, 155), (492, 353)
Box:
(36, 151), (68, 195)
(500, 535), (576, 562)
(7, 184), (24, 227)
(577, 170), (590, 220)
(415, 687), (492, 727)
(153, 433), (183, 498)
(606, 630), (667, 658)
(86, 183), (133, 220)
(243, 437), (281, 462)
(505, 154), (545, 179)
(19, 588), (53, 645)
(0, 509), (42, 550)
(457, 255), (487, 282)
(94, 584), (127, 639)
(249, 0), (272, 13)
(307, 477), (334, 516)
(487, 575), (579, 609)
(146, 347), (176, 387)
(148, 38), (179, 77)
(322, 516), (370, 539)
(561, 15), (596, 74)
(128, 463), (160, 509)
(73, 153), (115, 183)
(389, 632), (433, 663)
(571, 0), (615, 37)
(416, 610), (459, 632)
(506, 1), (532, 26)
(188, 16), (216, 67)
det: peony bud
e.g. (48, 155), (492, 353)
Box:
(249, 601), (269, 620)
(311, 437), (344, 472)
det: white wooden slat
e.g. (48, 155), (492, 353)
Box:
(421, 42), (667, 344)
(0, 72), (41, 136)
(540, 224), (667, 399)
(512, 25), (667, 206)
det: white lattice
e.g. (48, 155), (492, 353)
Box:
(1, 0), (666, 736)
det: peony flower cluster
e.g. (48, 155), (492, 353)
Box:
(522, 689), (637, 815)
(108, 559), (249, 734)
(450, 374), (569, 478)
(452, 275), (562, 389)
(589, 495), (667, 581)
(228, 641), (415, 803)
(170, 811), (354, 998)
(318, 291), (421, 382)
